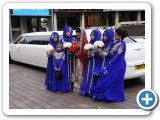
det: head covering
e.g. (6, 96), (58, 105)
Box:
(49, 32), (60, 49)
(102, 29), (114, 48)
(75, 27), (89, 76)
(75, 27), (87, 48)
(76, 27), (81, 33)
(89, 29), (101, 44)
(63, 25), (74, 42)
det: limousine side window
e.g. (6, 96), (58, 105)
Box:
(24, 35), (50, 45)
(124, 37), (136, 43)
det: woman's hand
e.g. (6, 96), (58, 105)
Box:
(87, 51), (91, 56)
(47, 52), (50, 57)
(71, 41), (75, 45)
(54, 68), (57, 71)
(47, 54), (50, 57)
(98, 48), (103, 56)
(75, 52), (80, 56)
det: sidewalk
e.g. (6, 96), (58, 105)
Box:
(9, 63), (145, 109)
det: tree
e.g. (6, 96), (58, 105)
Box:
(41, 18), (49, 28)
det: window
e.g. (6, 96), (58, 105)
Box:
(89, 13), (105, 26)
(141, 11), (145, 21)
(59, 35), (63, 40)
(123, 37), (136, 43)
(11, 16), (20, 28)
(16, 35), (64, 45)
(15, 36), (25, 44)
(24, 35), (50, 45)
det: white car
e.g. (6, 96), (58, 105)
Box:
(130, 36), (145, 43)
(9, 30), (145, 80)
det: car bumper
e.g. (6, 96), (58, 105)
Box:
(125, 60), (145, 80)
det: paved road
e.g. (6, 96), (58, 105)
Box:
(9, 62), (145, 109)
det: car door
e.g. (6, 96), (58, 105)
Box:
(19, 35), (50, 68)
(9, 35), (26, 62)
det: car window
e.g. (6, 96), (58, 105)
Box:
(59, 35), (63, 39)
(24, 35), (50, 45)
(15, 36), (25, 44)
(123, 37), (136, 43)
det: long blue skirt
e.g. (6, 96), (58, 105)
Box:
(45, 55), (54, 90)
(90, 58), (126, 102)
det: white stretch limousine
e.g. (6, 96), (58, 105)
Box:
(9, 30), (145, 80)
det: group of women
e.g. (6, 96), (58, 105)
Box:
(45, 25), (128, 102)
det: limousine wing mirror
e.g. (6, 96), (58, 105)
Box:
(12, 40), (16, 44)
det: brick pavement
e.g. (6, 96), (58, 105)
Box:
(9, 62), (145, 109)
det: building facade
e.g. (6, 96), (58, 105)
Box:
(10, 9), (145, 41)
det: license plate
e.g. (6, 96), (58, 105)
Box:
(134, 64), (145, 70)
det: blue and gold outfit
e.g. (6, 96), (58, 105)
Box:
(45, 32), (61, 91)
(90, 40), (126, 102)
(51, 50), (70, 93)
(78, 29), (103, 96)
(61, 25), (75, 90)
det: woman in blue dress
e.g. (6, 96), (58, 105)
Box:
(45, 32), (61, 91)
(93, 29), (114, 77)
(61, 25), (75, 91)
(51, 43), (70, 93)
(90, 28), (128, 102)
(78, 29), (102, 96)
(102, 29), (114, 51)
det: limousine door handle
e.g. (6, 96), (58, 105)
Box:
(16, 45), (20, 51)
(16, 45), (20, 49)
